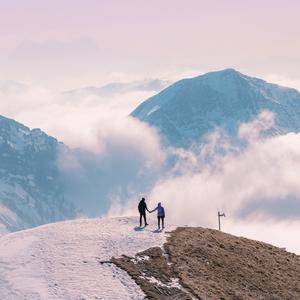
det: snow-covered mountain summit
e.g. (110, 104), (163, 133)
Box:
(131, 69), (300, 147)
(0, 115), (75, 235)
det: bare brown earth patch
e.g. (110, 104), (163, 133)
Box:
(111, 246), (194, 299)
(112, 227), (300, 299)
(165, 227), (300, 300)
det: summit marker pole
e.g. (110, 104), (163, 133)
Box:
(218, 211), (226, 231)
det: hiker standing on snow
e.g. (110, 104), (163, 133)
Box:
(138, 197), (150, 227)
(151, 202), (165, 230)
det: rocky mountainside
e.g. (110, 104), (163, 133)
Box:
(0, 115), (76, 235)
(131, 69), (300, 148)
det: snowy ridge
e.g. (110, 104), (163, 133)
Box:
(0, 216), (173, 299)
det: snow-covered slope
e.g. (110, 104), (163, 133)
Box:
(0, 115), (76, 235)
(131, 69), (300, 148)
(0, 216), (169, 299)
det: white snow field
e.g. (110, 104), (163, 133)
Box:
(0, 216), (170, 299)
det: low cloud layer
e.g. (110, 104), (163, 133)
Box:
(107, 112), (300, 253)
(58, 116), (165, 216)
(0, 78), (168, 215)
(1, 79), (300, 253)
(0, 79), (166, 149)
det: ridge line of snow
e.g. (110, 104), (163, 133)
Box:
(0, 216), (176, 299)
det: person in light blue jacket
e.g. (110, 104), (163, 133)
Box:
(151, 202), (165, 230)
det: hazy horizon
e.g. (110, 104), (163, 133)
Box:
(1, 0), (300, 91)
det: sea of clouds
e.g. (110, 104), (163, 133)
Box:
(1, 80), (300, 253)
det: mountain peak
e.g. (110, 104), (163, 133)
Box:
(196, 68), (248, 83)
(205, 68), (242, 76)
(222, 67), (239, 73)
(131, 70), (300, 148)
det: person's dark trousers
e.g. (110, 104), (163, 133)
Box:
(158, 216), (165, 229)
(140, 213), (147, 227)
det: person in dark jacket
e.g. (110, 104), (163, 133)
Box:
(151, 202), (165, 230)
(138, 197), (150, 227)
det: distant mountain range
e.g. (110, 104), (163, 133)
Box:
(64, 78), (171, 98)
(0, 116), (75, 235)
(131, 69), (300, 148)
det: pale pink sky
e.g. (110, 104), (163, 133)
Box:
(0, 0), (300, 89)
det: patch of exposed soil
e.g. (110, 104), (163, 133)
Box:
(165, 227), (300, 300)
(113, 227), (300, 299)
(112, 247), (194, 299)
